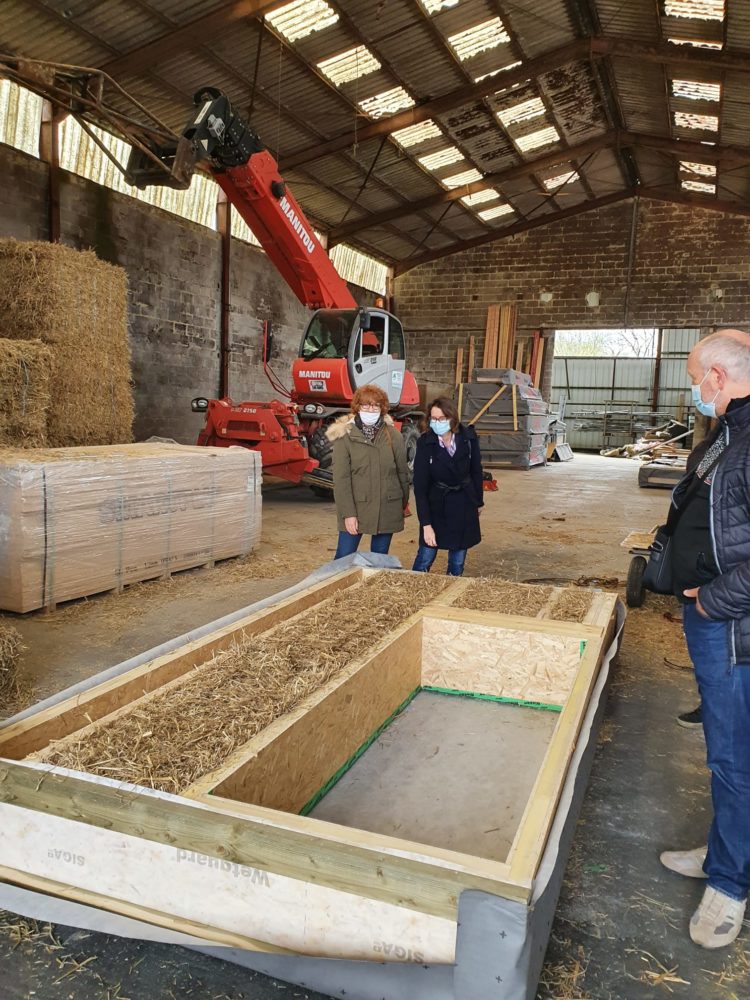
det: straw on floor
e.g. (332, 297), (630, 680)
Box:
(0, 622), (23, 708)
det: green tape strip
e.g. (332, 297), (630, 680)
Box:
(580, 639), (587, 658)
(299, 686), (422, 816)
(421, 685), (563, 713)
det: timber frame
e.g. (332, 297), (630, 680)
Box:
(0, 567), (618, 964)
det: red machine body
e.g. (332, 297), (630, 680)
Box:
(132, 88), (423, 486)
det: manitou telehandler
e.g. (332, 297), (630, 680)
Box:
(127, 87), (423, 493)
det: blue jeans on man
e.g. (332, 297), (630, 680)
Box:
(683, 602), (750, 902)
(412, 544), (466, 576)
(334, 531), (392, 560)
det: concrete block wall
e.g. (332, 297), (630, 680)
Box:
(0, 142), (375, 443)
(395, 197), (750, 398)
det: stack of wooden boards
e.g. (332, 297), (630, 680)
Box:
(455, 307), (546, 393)
(0, 240), (133, 448)
(0, 443), (262, 612)
(482, 304), (517, 369)
(460, 370), (549, 468)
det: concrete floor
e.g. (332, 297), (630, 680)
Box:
(311, 692), (557, 862)
(2, 453), (749, 999)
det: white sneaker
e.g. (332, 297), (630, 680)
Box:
(660, 845), (708, 879)
(690, 886), (746, 949)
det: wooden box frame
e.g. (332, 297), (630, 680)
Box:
(0, 568), (617, 965)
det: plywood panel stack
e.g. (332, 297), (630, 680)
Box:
(463, 371), (549, 469)
(0, 443), (262, 612)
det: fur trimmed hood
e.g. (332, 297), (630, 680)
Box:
(326, 412), (395, 441)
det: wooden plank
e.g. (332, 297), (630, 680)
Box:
(189, 619), (423, 810)
(483, 305), (500, 367)
(532, 336), (545, 388)
(512, 383), (518, 431)
(455, 347), (464, 388)
(421, 603), (604, 640)
(0, 760), (530, 921)
(0, 864), (293, 954)
(466, 384), (506, 427)
(506, 597), (618, 885)
(0, 568), (363, 760)
(466, 336), (475, 381)
(457, 381), (464, 420)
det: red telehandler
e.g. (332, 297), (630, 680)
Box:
(127, 87), (423, 494)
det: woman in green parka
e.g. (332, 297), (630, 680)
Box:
(327, 384), (410, 559)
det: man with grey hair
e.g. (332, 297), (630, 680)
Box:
(660, 328), (750, 949)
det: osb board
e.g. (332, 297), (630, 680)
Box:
(0, 569), (364, 760)
(194, 619), (423, 811)
(0, 801), (457, 963)
(620, 530), (657, 550)
(421, 618), (585, 706)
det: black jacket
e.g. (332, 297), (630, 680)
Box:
(673, 398), (750, 662)
(413, 424), (484, 551)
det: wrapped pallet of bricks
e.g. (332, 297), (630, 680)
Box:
(0, 443), (262, 613)
(0, 239), (133, 447)
(461, 370), (550, 469)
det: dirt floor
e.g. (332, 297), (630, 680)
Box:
(2, 452), (749, 999)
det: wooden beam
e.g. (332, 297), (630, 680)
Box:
(394, 189), (636, 275)
(101, 1), (281, 78)
(0, 760), (529, 918)
(592, 35), (750, 75)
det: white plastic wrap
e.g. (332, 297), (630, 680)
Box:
(0, 443), (262, 612)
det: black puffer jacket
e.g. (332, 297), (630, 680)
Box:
(677, 398), (750, 663)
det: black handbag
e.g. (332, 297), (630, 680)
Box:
(642, 450), (723, 596)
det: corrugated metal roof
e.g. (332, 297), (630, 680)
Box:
(1, 0), (748, 267)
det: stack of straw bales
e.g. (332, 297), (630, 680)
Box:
(0, 239), (133, 447)
(0, 338), (53, 447)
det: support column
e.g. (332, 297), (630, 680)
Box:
(39, 101), (63, 243)
(216, 191), (232, 399)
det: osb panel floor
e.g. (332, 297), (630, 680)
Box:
(310, 691), (558, 862)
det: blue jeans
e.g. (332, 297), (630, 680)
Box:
(334, 531), (392, 560)
(683, 602), (750, 901)
(412, 544), (466, 577)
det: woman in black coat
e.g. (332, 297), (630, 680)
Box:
(411, 396), (484, 576)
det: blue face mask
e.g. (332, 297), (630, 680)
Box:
(691, 370), (720, 419)
(430, 418), (451, 436)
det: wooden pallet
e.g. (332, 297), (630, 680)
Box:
(0, 568), (617, 966)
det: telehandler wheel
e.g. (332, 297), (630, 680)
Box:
(309, 425), (333, 470)
(400, 420), (421, 480)
(626, 555), (648, 608)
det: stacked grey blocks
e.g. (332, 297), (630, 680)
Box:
(461, 370), (549, 468)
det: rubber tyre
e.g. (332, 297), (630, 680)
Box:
(309, 485), (332, 500)
(400, 420), (421, 481)
(309, 424), (333, 470)
(626, 555), (648, 608)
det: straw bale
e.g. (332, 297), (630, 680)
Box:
(455, 579), (554, 616)
(0, 338), (52, 447)
(36, 572), (448, 792)
(549, 587), (594, 623)
(0, 239), (133, 446)
(0, 622), (23, 707)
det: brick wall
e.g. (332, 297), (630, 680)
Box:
(395, 197), (750, 398)
(0, 142), (375, 443)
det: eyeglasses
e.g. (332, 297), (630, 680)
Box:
(359, 404), (381, 412)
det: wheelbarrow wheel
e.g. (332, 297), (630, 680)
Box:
(626, 555), (648, 608)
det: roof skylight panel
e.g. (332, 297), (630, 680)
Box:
(680, 160), (717, 176)
(461, 189), (500, 206)
(543, 169), (579, 190)
(682, 179), (717, 193)
(266, 0), (339, 42)
(391, 120), (442, 147)
(664, 0), (725, 21)
(515, 125), (560, 153)
(667, 37), (723, 47)
(479, 203), (514, 220)
(359, 87), (415, 118)
(474, 62), (523, 83)
(497, 97), (546, 127)
(674, 111), (719, 130)
(317, 46), (381, 86)
(442, 168), (483, 188)
(420, 0), (460, 12)
(672, 79), (721, 101)
(418, 146), (464, 170)
(448, 18), (511, 61)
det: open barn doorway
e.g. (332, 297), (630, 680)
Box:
(551, 328), (698, 453)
